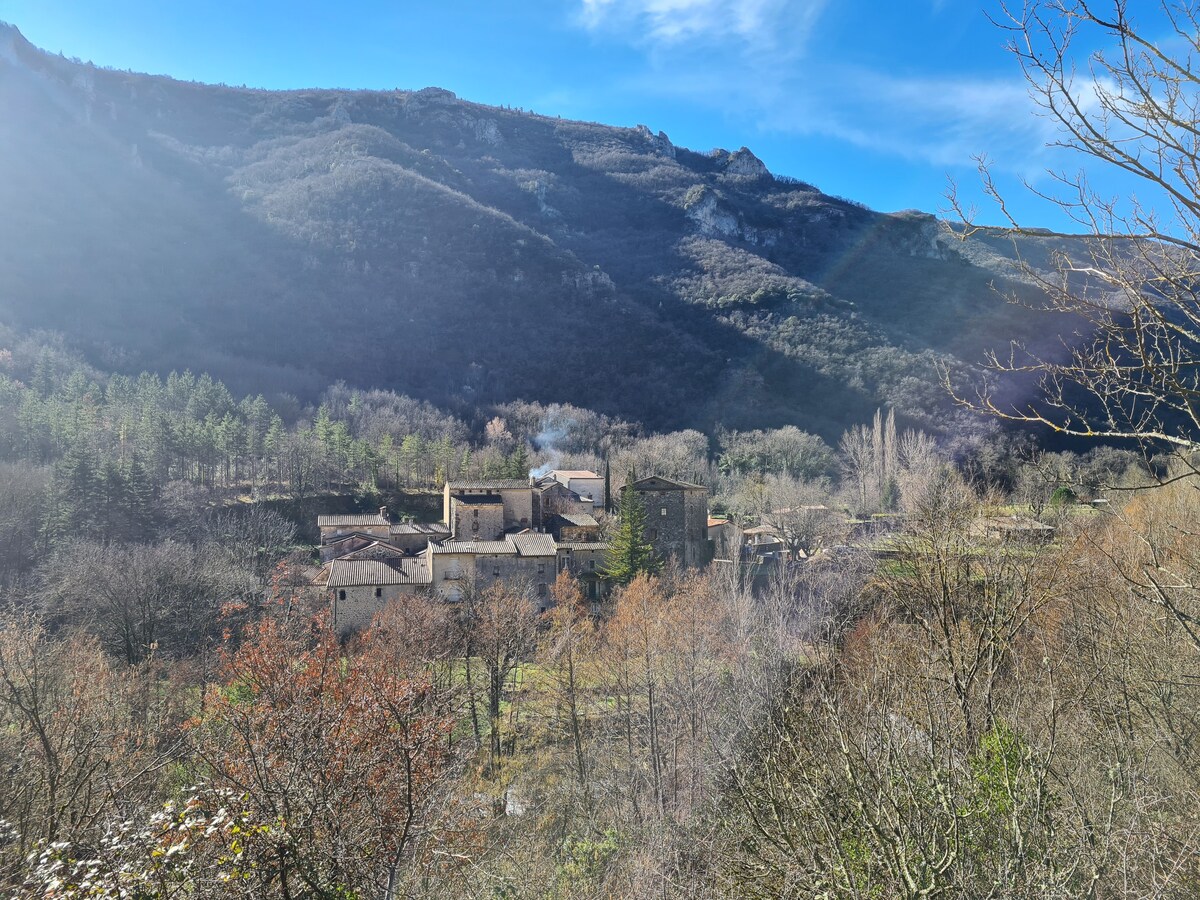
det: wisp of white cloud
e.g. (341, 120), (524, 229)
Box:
(579, 0), (827, 54)
(574, 0), (1063, 177)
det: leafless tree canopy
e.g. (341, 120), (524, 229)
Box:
(948, 1), (1200, 469)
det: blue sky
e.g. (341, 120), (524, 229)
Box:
(0, 0), (1125, 229)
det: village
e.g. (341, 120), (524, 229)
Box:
(312, 467), (1060, 633)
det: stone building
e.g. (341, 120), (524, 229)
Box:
(320, 531), (389, 563)
(547, 470), (604, 507)
(448, 494), (506, 542)
(627, 476), (711, 569)
(319, 556), (432, 634)
(387, 521), (451, 554)
(443, 479), (534, 537)
(428, 532), (557, 609)
(707, 516), (743, 561)
(550, 512), (601, 543)
(532, 477), (593, 528)
(318, 509), (392, 545)
(556, 542), (609, 605)
(320, 511), (450, 561)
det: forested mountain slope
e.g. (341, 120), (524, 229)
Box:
(0, 22), (1074, 439)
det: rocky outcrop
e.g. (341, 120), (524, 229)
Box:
(473, 117), (503, 146)
(562, 267), (616, 298)
(683, 186), (776, 246)
(685, 187), (740, 239)
(405, 86), (459, 115)
(635, 124), (676, 158)
(723, 147), (769, 179)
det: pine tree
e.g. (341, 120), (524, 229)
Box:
(507, 444), (530, 480)
(601, 481), (659, 585)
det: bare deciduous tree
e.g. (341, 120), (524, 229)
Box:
(948, 1), (1200, 472)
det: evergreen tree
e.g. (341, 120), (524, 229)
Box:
(399, 434), (423, 487)
(601, 481), (659, 585)
(507, 444), (530, 480)
(43, 441), (99, 544)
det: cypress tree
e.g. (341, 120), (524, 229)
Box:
(601, 479), (659, 585)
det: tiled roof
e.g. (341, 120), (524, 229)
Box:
(430, 541), (517, 555)
(390, 522), (451, 535)
(509, 533), (557, 556)
(447, 480), (530, 490)
(325, 558), (431, 588)
(323, 531), (379, 546)
(331, 540), (409, 561)
(554, 513), (598, 527)
(556, 542), (610, 552)
(552, 470), (600, 479)
(318, 514), (389, 527)
(451, 493), (504, 505)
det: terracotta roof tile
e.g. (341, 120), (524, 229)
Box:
(325, 558), (431, 588)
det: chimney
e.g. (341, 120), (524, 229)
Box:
(379, 505), (388, 520)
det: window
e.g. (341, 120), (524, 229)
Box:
(588, 560), (595, 570)
(473, 509), (479, 518)
(537, 563), (545, 574)
(493, 566), (500, 576)
(375, 587), (383, 598)
(660, 507), (668, 516)
(338, 590), (346, 601)
(537, 583), (547, 597)
(648, 529), (658, 541)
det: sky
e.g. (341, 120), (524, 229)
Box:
(0, 0), (1134, 229)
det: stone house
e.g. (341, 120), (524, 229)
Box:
(318, 509), (391, 545)
(547, 470), (604, 507)
(708, 516), (743, 561)
(740, 524), (786, 562)
(628, 476), (711, 569)
(320, 531), (385, 563)
(532, 477), (593, 528)
(319, 556), (432, 634)
(428, 532), (557, 610)
(448, 494), (506, 542)
(556, 542), (609, 606)
(387, 521), (451, 554)
(550, 512), (601, 543)
(443, 479), (534, 536)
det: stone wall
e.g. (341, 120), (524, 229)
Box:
(636, 486), (711, 568)
(331, 585), (419, 634)
(450, 499), (505, 541)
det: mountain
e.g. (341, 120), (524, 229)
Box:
(0, 23), (1076, 439)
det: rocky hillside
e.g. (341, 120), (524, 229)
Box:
(0, 23), (1075, 438)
